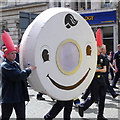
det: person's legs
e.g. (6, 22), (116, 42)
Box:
(1, 103), (13, 120)
(105, 73), (118, 98)
(78, 79), (98, 117)
(44, 100), (64, 119)
(14, 102), (25, 120)
(112, 71), (120, 88)
(110, 68), (114, 80)
(81, 80), (93, 100)
(64, 100), (73, 120)
(97, 85), (107, 120)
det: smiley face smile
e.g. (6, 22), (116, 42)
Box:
(47, 68), (91, 90)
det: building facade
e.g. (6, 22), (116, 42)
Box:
(0, 1), (48, 45)
(0, 0), (120, 52)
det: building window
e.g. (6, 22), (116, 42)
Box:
(79, 0), (91, 11)
(101, 0), (111, 8)
(54, 2), (61, 7)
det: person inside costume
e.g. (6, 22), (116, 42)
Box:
(1, 31), (36, 120)
(44, 99), (73, 120)
(78, 28), (108, 120)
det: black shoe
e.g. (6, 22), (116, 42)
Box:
(51, 97), (55, 101)
(97, 115), (108, 120)
(37, 94), (45, 100)
(95, 100), (98, 104)
(44, 115), (52, 120)
(113, 94), (119, 98)
(78, 105), (84, 117)
(37, 96), (45, 100)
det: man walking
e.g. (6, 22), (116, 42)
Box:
(112, 44), (120, 89)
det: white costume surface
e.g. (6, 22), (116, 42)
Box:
(20, 8), (97, 100)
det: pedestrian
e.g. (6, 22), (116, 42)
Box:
(108, 51), (114, 80)
(44, 100), (73, 120)
(78, 28), (108, 120)
(112, 44), (120, 89)
(101, 45), (118, 98)
(1, 30), (37, 120)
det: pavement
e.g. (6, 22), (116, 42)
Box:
(0, 80), (120, 120)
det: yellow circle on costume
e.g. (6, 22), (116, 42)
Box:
(56, 39), (82, 75)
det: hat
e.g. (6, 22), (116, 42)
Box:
(2, 30), (16, 57)
(96, 28), (103, 47)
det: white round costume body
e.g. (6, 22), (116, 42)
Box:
(20, 8), (97, 100)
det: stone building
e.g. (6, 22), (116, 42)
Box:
(0, 1), (48, 46)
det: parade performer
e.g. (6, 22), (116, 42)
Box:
(78, 28), (108, 120)
(1, 31), (36, 120)
(101, 44), (119, 98)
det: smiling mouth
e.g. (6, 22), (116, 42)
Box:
(46, 68), (91, 90)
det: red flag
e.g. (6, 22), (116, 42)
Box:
(96, 28), (103, 47)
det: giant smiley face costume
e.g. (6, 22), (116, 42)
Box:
(20, 8), (97, 100)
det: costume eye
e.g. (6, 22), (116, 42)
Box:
(42, 49), (49, 62)
(86, 45), (92, 56)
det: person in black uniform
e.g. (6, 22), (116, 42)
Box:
(78, 45), (108, 120)
(101, 45), (118, 98)
(112, 44), (120, 89)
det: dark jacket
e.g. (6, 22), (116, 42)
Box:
(1, 59), (31, 103)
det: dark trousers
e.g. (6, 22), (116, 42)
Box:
(44, 100), (73, 120)
(1, 102), (25, 120)
(81, 76), (106, 116)
(81, 80), (93, 100)
(104, 73), (116, 98)
(110, 67), (114, 80)
(112, 69), (120, 87)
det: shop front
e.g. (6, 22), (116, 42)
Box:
(80, 10), (117, 53)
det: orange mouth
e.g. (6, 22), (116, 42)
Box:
(47, 68), (91, 90)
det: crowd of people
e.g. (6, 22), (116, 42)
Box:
(0, 31), (120, 120)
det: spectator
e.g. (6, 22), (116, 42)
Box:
(112, 44), (120, 89)
(108, 51), (114, 80)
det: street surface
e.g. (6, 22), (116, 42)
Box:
(0, 81), (120, 120)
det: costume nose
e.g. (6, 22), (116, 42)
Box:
(56, 39), (82, 75)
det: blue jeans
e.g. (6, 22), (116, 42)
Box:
(112, 69), (120, 87)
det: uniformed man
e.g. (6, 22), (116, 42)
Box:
(78, 28), (108, 120)
(101, 45), (118, 98)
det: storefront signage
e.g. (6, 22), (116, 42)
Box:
(80, 10), (116, 25)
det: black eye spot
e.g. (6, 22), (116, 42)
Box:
(42, 49), (49, 62)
